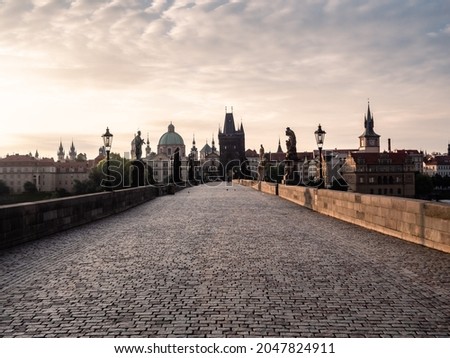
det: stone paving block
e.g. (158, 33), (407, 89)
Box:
(0, 184), (449, 338)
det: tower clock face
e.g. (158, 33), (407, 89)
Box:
(369, 139), (376, 145)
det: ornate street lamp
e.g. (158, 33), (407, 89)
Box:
(314, 124), (326, 188)
(102, 127), (113, 190)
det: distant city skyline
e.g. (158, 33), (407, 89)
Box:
(1, 0), (449, 159)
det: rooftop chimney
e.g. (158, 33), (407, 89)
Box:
(388, 138), (391, 152)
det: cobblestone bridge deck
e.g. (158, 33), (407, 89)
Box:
(1, 184), (449, 337)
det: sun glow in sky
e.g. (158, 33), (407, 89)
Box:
(1, 0), (449, 159)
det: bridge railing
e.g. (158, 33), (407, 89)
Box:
(0, 186), (160, 250)
(236, 179), (450, 254)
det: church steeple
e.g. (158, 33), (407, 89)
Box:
(211, 134), (217, 153)
(57, 140), (65, 161)
(190, 134), (198, 161)
(359, 101), (380, 153)
(277, 138), (283, 153)
(145, 133), (151, 157)
(69, 140), (77, 160)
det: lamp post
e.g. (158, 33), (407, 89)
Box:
(314, 124), (326, 188)
(102, 127), (113, 190)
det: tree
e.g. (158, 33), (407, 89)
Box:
(76, 153), (87, 161)
(432, 174), (443, 188)
(415, 173), (433, 198)
(23, 181), (38, 193)
(268, 163), (284, 183)
(443, 175), (450, 189)
(0, 180), (10, 195)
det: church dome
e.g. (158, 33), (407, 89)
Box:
(158, 123), (184, 146)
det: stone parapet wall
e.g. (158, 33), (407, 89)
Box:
(237, 179), (450, 254)
(0, 186), (160, 250)
(260, 182), (278, 196)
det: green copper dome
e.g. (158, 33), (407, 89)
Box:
(158, 123), (184, 146)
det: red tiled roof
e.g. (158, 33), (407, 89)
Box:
(436, 155), (450, 165)
(0, 155), (55, 166)
(350, 151), (410, 165)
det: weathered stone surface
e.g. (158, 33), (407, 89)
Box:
(273, 182), (450, 253)
(0, 186), (160, 249)
(0, 184), (449, 338)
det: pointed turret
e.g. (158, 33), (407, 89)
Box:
(190, 134), (198, 161)
(359, 101), (380, 153)
(211, 134), (217, 153)
(57, 140), (65, 161)
(145, 133), (151, 157)
(69, 140), (77, 160)
(277, 138), (283, 153)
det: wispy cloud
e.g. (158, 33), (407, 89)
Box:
(0, 0), (449, 157)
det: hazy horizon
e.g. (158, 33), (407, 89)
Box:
(1, 0), (449, 159)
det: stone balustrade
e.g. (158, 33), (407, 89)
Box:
(0, 186), (160, 250)
(237, 180), (450, 254)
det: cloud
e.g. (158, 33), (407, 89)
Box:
(2, 0), (447, 90)
(0, 0), (449, 157)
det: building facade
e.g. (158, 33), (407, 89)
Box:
(0, 155), (56, 193)
(342, 102), (416, 197)
(342, 151), (416, 197)
(0, 141), (98, 194)
(146, 123), (187, 184)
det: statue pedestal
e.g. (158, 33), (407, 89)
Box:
(131, 160), (146, 187)
(282, 160), (299, 185)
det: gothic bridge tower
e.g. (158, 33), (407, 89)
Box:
(218, 107), (248, 180)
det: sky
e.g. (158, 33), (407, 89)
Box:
(0, 0), (449, 159)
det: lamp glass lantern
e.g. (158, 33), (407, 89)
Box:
(314, 124), (326, 149)
(314, 124), (326, 188)
(102, 127), (113, 151)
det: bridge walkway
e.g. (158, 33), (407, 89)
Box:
(0, 184), (449, 337)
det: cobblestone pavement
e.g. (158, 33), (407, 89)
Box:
(1, 184), (449, 337)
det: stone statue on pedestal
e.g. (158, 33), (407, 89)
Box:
(135, 130), (145, 160)
(283, 127), (299, 184)
(258, 144), (266, 181)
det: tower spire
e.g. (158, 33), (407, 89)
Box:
(359, 100), (380, 153)
(277, 138), (283, 153)
(57, 139), (65, 161)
